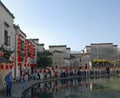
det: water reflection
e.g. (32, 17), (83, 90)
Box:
(22, 77), (120, 98)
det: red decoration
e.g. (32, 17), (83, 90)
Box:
(82, 66), (85, 70)
(0, 52), (3, 56)
(24, 64), (27, 67)
(17, 45), (20, 48)
(17, 41), (21, 45)
(10, 66), (12, 69)
(85, 66), (87, 69)
(18, 37), (20, 40)
(12, 56), (14, 59)
(17, 48), (20, 51)
(30, 64), (33, 67)
(1, 64), (4, 69)
(27, 64), (29, 67)
(18, 34), (20, 37)
(6, 65), (9, 70)
(18, 63), (21, 66)
(11, 64), (14, 67)
(10, 65), (13, 69)
(9, 64), (13, 69)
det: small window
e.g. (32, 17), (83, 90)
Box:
(4, 31), (10, 46)
(7, 36), (10, 45)
(4, 22), (10, 46)
(4, 22), (9, 31)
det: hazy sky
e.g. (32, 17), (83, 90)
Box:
(1, 0), (120, 51)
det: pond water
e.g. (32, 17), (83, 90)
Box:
(22, 76), (120, 98)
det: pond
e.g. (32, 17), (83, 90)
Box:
(22, 76), (120, 98)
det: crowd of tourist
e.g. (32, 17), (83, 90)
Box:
(12, 67), (120, 86)
(29, 67), (120, 80)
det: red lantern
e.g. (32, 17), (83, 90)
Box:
(11, 64), (14, 66)
(30, 64), (32, 67)
(17, 48), (20, 51)
(0, 52), (3, 56)
(17, 41), (21, 45)
(6, 65), (9, 70)
(18, 37), (20, 41)
(17, 45), (20, 48)
(17, 58), (20, 62)
(24, 64), (27, 67)
(25, 58), (27, 62)
(1, 64), (4, 69)
(10, 66), (12, 69)
(12, 56), (14, 60)
(85, 66), (87, 69)
(18, 33), (21, 36)
(82, 66), (85, 70)
(27, 64), (29, 67)
(18, 63), (21, 66)
(10, 64), (13, 69)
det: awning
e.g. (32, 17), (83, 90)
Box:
(0, 57), (12, 63)
(0, 45), (14, 62)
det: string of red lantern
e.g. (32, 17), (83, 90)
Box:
(0, 64), (4, 69)
(6, 64), (8, 69)
(17, 33), (22, 66)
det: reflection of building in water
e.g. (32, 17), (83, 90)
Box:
(90, 81), (93, 91)
(22, 77), (120, 98)
(52, 79), (91, 98)
(25, 79), (92, 98)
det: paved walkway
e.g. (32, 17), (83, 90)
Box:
(0, 79), (46, 98)
(12, 79), (40, 98)
(0, 77), (62, 98)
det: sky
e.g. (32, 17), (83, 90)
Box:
(1, 0), (120, 51)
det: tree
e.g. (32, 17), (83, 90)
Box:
(37, 53), (52, 68)
(110, 59), (120, 67)
(91, 59), (110, 67)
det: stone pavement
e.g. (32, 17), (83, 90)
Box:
(0, 77), (62, 98)
(12, 79), (39, 98)
(0, 79), (46, 98)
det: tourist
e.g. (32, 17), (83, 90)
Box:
(5, 71), (13, 96)
(37, 72), (40, 80)
(23, 72), (29, 88)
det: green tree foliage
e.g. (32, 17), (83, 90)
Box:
(37, 53), (52, 68)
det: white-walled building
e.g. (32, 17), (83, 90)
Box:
(0, 1), (38, 90)
(49, 45), (71, 68)
(0, 1), (16, 90)
(37, 43), (45, 52)
(81, 43), (118, 68)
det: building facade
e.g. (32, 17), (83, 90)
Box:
(37, 43), (45, 52)
(0, 1), (37, 90)
(81, 43), (118, 68)
(49, 45), (71, 68)
(0, 1), (16, 90)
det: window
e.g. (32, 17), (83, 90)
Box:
(4, 31), (10, 45)
(4, 22), (10, 46)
